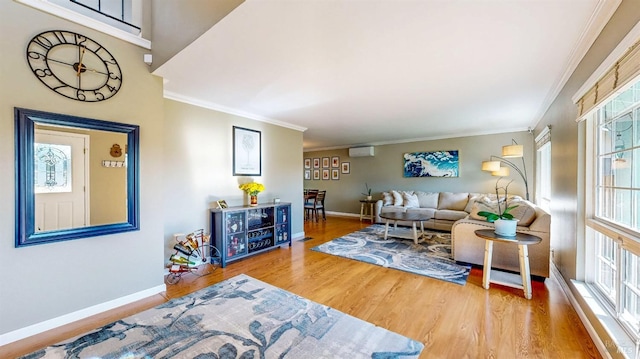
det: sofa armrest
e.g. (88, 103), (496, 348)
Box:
(374, 200), (384, 223)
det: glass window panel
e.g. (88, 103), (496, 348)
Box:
(596, 234), (617, 302)
(613, 189), (632, 227)
(34, 143), (72, 193)
(622, 249), (640, 333)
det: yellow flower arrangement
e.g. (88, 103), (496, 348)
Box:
(239, 182), (265, 196)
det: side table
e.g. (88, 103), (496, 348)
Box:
(474, 229), (542, 299)
(359, 199), (376, 223)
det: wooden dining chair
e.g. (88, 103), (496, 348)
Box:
(304, 190), (326, 221)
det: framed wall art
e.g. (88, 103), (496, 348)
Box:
(331, 156), (340, 167)
(403, 150), (459, 177)
(304, 170), (311, 180)
(331, 169), (340, 180)
(313, 158), (320, 168)
(313, 169), (320, 180)
(304, 158), (311, 169)
(341, 162), (350, 174)
(233, 126), (261, 176)
(322, 157), (330, 168)
(322, 169), (330, 180)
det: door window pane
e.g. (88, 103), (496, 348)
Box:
(34, 143), (72, 193)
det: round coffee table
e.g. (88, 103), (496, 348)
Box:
(379, 212), (432, 244)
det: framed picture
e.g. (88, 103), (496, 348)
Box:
(233, 126), (261, 176)
(331, 169), (340, 180)
(341, 162), (350, 174)
(331, 156), (340, 168)
(313, 169), (320, 180)
(313, 158), (320, 168)
(403, 150), (459, 177)
(304, 170), (311, 180)
(216, 200), (228, 209)
(322, 169), (330, 180)
(304, 158), (311, 169)
(322, 157), (330, 168)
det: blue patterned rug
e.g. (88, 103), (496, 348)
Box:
(22, 274), (423, 358)
(311, 225), (471, 285)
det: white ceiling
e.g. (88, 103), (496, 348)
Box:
(154, 0), (618, 151)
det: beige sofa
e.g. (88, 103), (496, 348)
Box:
(374, 191), (483, 231)
(451, 200), (550, 278)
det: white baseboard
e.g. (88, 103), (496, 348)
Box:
(552, 264), (612, 359)
(325, 211), (360, 218)
(0, 284), (165, 346)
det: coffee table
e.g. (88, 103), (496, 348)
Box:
(474, 229), (542, 299)
(379, 212), (432, 244)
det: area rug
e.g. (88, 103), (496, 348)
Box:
(22, 274), (423, 358)
(311, 224), (470, 285)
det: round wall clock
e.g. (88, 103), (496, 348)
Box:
(26, 30), (123, 102)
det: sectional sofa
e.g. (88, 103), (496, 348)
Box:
(374, 190), (551, 278)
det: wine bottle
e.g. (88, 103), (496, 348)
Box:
(173, 243), (193, 256)
(169, 254), (195, 265)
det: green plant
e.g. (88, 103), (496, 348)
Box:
(477, 178), (518, 222)
(361, 183), (372, 196)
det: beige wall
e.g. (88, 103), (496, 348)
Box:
(89, 131), (128, 225)
(162, 99), (304, 258)
(0, 1), (164, 336)
(305, 131), (534, 215)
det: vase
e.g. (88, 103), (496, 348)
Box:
(366, 195), (372, 201)
(250, 195), (258, 206)
(494, 218), (518, 237)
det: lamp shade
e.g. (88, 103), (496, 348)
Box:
(491, 167), (510, 177)
(481, 161), (501, 172)
(502, 144), (523, 158)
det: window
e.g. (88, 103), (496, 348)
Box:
(587, 77), (640, 344)
(535, 127), (551, 212)
(16, 0), (149, 48)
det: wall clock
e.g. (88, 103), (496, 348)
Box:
(26, 30), (123, 102)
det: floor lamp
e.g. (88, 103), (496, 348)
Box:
(481, 139), (530, 201)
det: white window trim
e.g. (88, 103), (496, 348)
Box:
(15, 0), (151, 49)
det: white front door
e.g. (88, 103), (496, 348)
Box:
(34, 129), (89, 232)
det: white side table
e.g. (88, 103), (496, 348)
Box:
(474, 229), (542, 300)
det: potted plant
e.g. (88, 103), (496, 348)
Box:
(361, 183), (372, 200)
(477, 179), (519, 236)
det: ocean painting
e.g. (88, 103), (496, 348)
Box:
(403, 151), (459, 177)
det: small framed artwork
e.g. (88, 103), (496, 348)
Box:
(313, 169), (320, 180)
(331, 156), (340, 168)
(304, 170), (311, 180)
(322, 157), (330, 168)
(233, 126), (261, 176)
(331, 169), (340, 180)
(322, 169), (330, 180)
(313, 158), (320, 168)
(304, 158), (311, 169)
(216, 200), (228, 209)
(341, 162), (350, 174)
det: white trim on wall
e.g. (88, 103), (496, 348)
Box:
(0, 285), (164, 346)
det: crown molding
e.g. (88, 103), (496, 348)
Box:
(163, 91), (307, 132)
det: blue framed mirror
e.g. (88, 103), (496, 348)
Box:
(15, 108), (140, 247)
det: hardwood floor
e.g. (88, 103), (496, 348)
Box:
(1, 216), (600, 358)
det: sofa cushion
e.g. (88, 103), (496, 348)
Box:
(438, 192), (469, 211)
(391, 190), (404, 206)
(403, 192), (420, 208)
(379, 205), (407, 215)
(382, 192), (393, 206)
(464, 193), (484, 213)
(469, 198), (499, 221)
(406, 207), (436, 218)
(415, 191), (439, 208)
(435, 209), (468, 221)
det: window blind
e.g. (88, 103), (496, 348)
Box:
(576, 39), (640, 120)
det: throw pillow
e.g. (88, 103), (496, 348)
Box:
(391, 190), (404, 206)
(507, 200), (537, 226)
(469, 200), (500, 221)
(382, 192), (393, 206)
(464, 193), (483, 213)
(437, 192), (469, 211)
(403, 192), (420, 208)
(415, 191), (439, 208)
